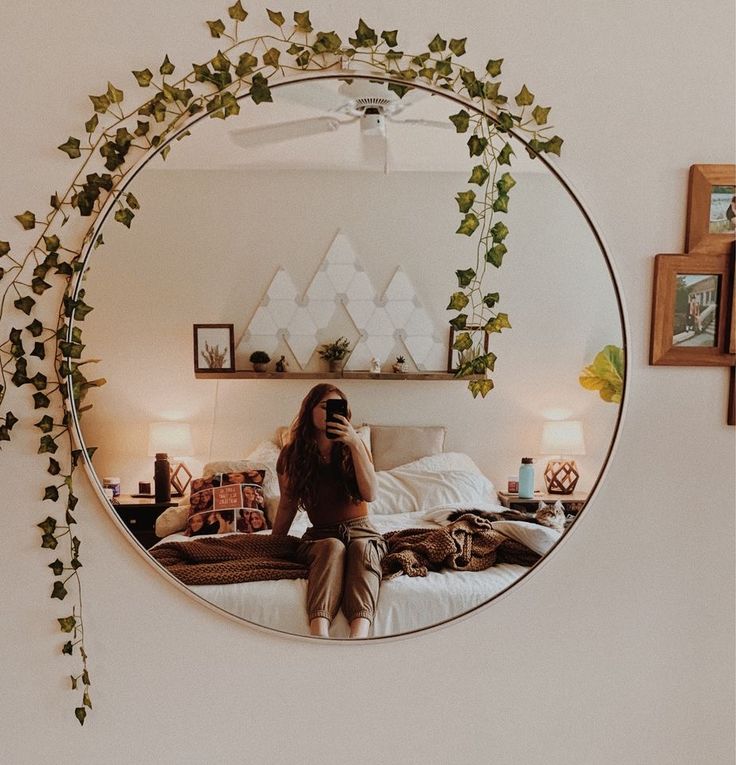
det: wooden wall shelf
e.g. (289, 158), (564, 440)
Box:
(195, 370), (480, 381)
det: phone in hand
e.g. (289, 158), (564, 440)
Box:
(325, 398), (348, 439)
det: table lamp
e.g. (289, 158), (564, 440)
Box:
(539, 420), (586, 494)
(147, 421), (194, 496)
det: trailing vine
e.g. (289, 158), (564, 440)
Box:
(0, 3), (561, 724)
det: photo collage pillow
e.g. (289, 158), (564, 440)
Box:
(186, 469), (269, 536)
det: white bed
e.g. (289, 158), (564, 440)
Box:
(152, 431), (562, 638)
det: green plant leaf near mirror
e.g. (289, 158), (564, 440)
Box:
(579, 345), (625, 404)
(0, 3), (566, 724)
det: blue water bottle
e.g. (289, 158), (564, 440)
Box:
(518, 457), (535, 499)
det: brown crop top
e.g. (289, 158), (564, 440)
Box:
(306, 461), (368, 527)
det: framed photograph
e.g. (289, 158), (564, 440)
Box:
(650, 252), (735, 366)
(685, 164), (736, 254)
(447, 325), (490, 373)
(193, 324), (235, 373)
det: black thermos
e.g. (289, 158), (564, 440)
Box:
(154, 452), (171, 503)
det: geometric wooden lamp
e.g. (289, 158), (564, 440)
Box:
(147, 421), (194, 496)
(539, 420), (586, 495)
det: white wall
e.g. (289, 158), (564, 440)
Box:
(0, 2), (733, 763)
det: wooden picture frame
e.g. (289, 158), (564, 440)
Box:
(447, 325), (490, 372)
(650, 252), (735, 366)
(685, 164), (736, 254)
(193, 324), (235, 373)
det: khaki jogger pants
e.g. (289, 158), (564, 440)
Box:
(296, 516), (387, 624)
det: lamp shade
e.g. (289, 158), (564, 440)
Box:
(539, 420), (586, 456)
(147, 421), (193, 457)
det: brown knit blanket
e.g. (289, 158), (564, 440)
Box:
(151, 516), (540, 586)
(149, 534), (308, 586)
(381, 515), (540, 579)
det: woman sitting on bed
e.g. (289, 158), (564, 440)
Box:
(271, 383), (385, 639)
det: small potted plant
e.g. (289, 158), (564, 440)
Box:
(392, 355), (407, 374)
(249, 350), (270, 372)
(318, 336), (351, 372)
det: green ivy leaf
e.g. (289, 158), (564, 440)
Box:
(51, 581), (68, 600)
(515, 84), (535, 106)
(75, 708), (87, 726)
(249, 73), (272, 104)
(15, 211), (36, 230)
(125, 192), (140, 211)
(496, 172), (516, 194)
(468, 165), (490, 186)
(467, 135), (488, 157)
(5, 412), (18, 430)
(452, 331), (473, 351)
(447, 291), (470, 311)
(62, 641), (73, 656)
(31, 277), (51, 295)
(36, 415), (54, 433)
(58, 615), (76, 634)
(212, 50), (231, 72)
(350, 19), (378, 47)
(43, 485), (59, 501)
(70, 557), (82, 569)
(38, 516), (57, 534)
(83, 690), (92, 709)
(263, 48), (281, 68)
(456, 213), (479, 236)
(14, 295), (35, 315)
(455, 268), (476, 287)
(114, 208), (134, 228)
(387, 82), (411, 99)
(449, 37), (467, 56)
(469, 379), (494, 398)
(132, 68), (153, 87)
(496, 313), (512, 329)
(295, 50), (311, 68)
(58, 137), (81, 159)
(435, 58), (453, 77)
(498, 142), (514, 165)
(287, 43), (304, 55)
(294, 10), (312, 32)
(544, 135), (563, 156)
(0, 426), (9, 442)
(207, 19), (226, 37)
(38, 435), (58, 454)
(47, 458), (61, 476)
(381, 29), (398, 47)
(492, 194), (509, 213)
(89, 93), (109, 113)
(0, 241), (10, 255)
(266, 9), (285, 26)
(491, 221), (509, 242)
(496, 112), (514, 133)
(313, 31), (342, 53)
(106, 82), (124, 104)
(228, 0), (248, 21)
(486, 243), (507, 267)
(41, 533), (58, 549)
(448, 109), (470, 133)
(49, 559), (64, 577)
(486, 58), (503, 77)
(455, 190), (476, 213)
(235, 52), (258, 76)
(448, 314), (468, 331)
(85, 114), (99, 134)
(532, 105), (551, 125)
(482, 292), (500, 308)
(428, 34), (446, 52)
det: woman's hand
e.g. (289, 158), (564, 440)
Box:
(326, 414), (360, 446)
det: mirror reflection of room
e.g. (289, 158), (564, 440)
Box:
(78, 78), (623, 638)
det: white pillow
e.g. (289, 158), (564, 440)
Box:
(155, 503), (190, 538)
(491, 520), (561, 556)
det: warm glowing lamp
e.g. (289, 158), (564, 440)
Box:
(147, 422), (194, 496)
(539, 420), (586, 494)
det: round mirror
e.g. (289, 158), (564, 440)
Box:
(75, 75), (624, 639)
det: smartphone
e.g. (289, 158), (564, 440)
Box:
(325, 398), (348, 439)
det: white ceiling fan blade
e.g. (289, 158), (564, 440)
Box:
(274, 80), (346, 113)
(389, 117), (455, 131)
(360, 133), (387, 171)
(229, 116), (352, 149)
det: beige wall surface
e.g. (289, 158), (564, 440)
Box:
(0, 2), (733, 764)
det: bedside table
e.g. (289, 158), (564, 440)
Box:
(497, 490), (589, 515)
(112, 494), (181, 549)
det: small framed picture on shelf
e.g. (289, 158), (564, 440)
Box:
(447, 325), (490, 373)
(650, 252), (735, 366)
(685, 164), (736, 254)
(193, 324), (235, 373)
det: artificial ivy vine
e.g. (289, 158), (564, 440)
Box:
(0, 3), (561, 724)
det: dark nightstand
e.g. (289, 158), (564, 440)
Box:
(497, 490), (589, 515)
(112, 494), (181, 549)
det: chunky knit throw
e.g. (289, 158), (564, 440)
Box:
(149, 534), (308, 585)
(381, 514), (540, 579)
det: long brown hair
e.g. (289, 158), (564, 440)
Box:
(276, 384), (361, 513)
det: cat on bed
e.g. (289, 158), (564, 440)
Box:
(447, 501), (567, 533)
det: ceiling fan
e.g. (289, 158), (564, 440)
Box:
(228, 80), (453, 170)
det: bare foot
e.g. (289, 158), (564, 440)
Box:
(349, 617), (370, 639)
(309, 617), (330, 638)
